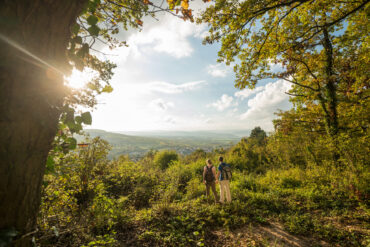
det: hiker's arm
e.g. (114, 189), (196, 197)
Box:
(216, 166), (221, 183)
(212, 167), (217, 181)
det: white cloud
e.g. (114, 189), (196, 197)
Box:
(163, 116), (176, 124)
(98, 12), (209, 62)
(205, 118), (214, 124)
(207, 94), (235, 111)
(239, 80), (292, 129)
(194, 23), (209, 39)
(127, 15), (201, 58)
(88, 10), (294, 132)
(234, 86), (264, 99)
(150, 98), (174, 111)
(147, 80), (206, 94)
(207, 63), (231, 78)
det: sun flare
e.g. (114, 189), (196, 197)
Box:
(65, 69), (97, 89)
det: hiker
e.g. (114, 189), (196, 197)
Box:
(216, 156), (232, 203)
(203, 159), (218, 204)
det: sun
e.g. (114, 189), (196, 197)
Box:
(65, 69), (97, 89)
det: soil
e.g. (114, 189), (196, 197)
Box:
(209, 222), (330, 247)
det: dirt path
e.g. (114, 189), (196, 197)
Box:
(210, 222), (329, 247)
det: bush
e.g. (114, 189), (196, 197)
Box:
(281, 177), (302, 189)
(154, 150), (179, 170)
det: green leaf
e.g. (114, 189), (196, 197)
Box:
(102, 85), (113, 93)
(71, 23), (80, 35)
(81, 112), (92, 125)
(67, 122), (82, 133)
(88, 0), (100, 13)
(87, 15), (99, 26)
(67, 137), (77, 149)
(74, 36), (83, 44)
(77, 43), (89, 58)
(45, 156), (55, 174)
(87, 25), (100, 36)
(65, 107), (75, 124)
(87, 82), (98, 91)
(75, 116), (83, 124)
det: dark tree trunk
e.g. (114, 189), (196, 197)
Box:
(0, 1), (87, 246)
(320, 26), (341, 164)
(322, 27), (339, 138)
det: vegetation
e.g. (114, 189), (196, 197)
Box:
(35, 125), (369, 246)
(0, 1), (195, 245)
(0, 0), (368, 246)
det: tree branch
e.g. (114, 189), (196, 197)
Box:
(283, 77), (319, 92)
(285, 91), (309, 97)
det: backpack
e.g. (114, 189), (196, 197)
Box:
(221, 164), (232, 180)
(204, 165), (215, 183)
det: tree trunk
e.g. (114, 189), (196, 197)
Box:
(0, 1), (87, 246)
(322, 26), (339, 138)
(321, 26), (341, 164)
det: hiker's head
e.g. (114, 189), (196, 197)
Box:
(206, 159), (212, 165)
(219, 156), (223, 162)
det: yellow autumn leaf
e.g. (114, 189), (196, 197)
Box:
(181, 0), (189, 10)
(135, 19), (143, 26)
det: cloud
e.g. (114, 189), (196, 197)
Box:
(239, 80), (292, 129)
(207, 94), (236, 111)
(150, 98), (174, 111)
(207, 63), (231, 78)
(163, 116), (176, 124)
(205, 118), (214, 124)
(127, 15), (202, 58)
(234, 86), (265, 99)
(98, 12), (209, 62)
(147, 80), (206, 94)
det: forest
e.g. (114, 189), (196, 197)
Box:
(0, 0), (369, 246)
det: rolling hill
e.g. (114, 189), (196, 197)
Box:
(75, 129), (248, 159)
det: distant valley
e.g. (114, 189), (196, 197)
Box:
(75, 129), (250, 160)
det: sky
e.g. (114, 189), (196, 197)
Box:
(67, 3), (292, 132)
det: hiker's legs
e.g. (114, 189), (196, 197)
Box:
(219, 180), (226, 203)
(210, 181), (217, 203)
(205, 183), (211, 199)
(224, 180), (231, 202)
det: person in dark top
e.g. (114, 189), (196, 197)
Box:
(203, 159), (218, 204)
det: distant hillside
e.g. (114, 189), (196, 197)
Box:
(76, 129), (243, 160)
(114, 130), (251, 139)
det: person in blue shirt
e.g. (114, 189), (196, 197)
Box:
(216, 156), (231, 203)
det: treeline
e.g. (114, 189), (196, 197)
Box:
(36, 122), (369, 246)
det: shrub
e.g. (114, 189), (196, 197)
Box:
(154, 150), (179, 170)
(281, 177), (302, 189)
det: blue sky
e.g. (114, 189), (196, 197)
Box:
(67, 9), (292, 132)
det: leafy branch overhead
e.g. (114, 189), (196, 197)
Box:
(59, 0), (195, 152)
(198, 0), (369, 138)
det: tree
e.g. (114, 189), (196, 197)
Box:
(0, 0), (193, 246)
(154, 150), (179, 170)
(199, 0), (369, 141)
(250, 126), (267, 145)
